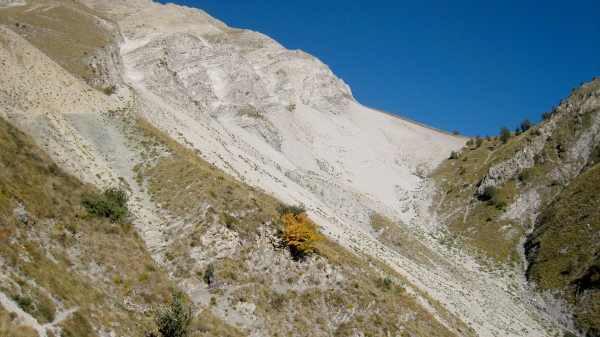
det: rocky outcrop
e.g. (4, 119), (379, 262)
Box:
(118, 5), (353, 120)
(12, 205), (28, 225)
(477, 89), (600, 197)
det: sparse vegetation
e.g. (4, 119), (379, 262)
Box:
(0, 116), (181, 335)
(430, 78), (600, 334)
(0, 1), (120, 87)
(526, 162), (600, 335)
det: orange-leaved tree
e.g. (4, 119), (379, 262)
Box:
(281, 212), (324, 258)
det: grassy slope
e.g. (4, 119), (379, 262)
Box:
(0, 114), (168, 335)
(430, 78), (600, 265)
(0, 115), (249, 336)
(430, 78), (600, 334)
(0, 0), (119, 89)
(0, 304), (37, 337)
(127, 114), (468, 336)
(526, 162), (600, 335)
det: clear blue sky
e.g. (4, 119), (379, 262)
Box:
(156, 0), (600, 137)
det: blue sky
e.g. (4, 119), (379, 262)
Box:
(156, 0), (600, 137)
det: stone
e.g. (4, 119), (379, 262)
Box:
(12, 205), (28, 225)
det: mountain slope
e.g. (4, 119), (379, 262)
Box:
(431, 78), (600, 335)
(0, 8), (465, 337)
(0, 0), (589, 336)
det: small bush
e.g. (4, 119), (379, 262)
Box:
(222, 212), (239, 229)
(520, 118), (532, 132)
(153, 290), (194, 337)
(481, 186), (498, 202)
(102, 85), (117, 96)
(519, 169), (533, 182)
(276, 203), (305, 217)
(203, 264), (214, 284)
(82, 187), (129, 222)
(494, 201), (507, 210)
(375, 277), (392, 290)
(541, 112), (551, 120)
(102, 85), (116, 95)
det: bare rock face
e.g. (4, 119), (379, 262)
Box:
(116, 4), (353, 139)
(12, 205), (28, 225)
(124, 4), (349, 130)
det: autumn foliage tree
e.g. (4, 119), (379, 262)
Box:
(281, 212), (324, 258)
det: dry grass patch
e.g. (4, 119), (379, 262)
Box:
(0, 116), (176, 335)
(370, 212), (437, 268)
(0, 0), (119, 87)
(131, 116), (280, 240)
(0, 304), (38, 337)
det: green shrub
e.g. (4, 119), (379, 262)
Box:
(375, 277), (392, 290)
(153, 290), (194, 337)
(102, 85), (116, 95)
(222, 212), (239, 229)
(203, 264), (214, 284)
(276, 203), (305, 217)
(82, 187), (129, 222)
(520, 118), (532, 132)
(519, 169), (533, 182)
(481, 186), (498, 202)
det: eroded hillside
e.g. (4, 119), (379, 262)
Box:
(1, 0), (594, 336)
(0, 5), (466, 336)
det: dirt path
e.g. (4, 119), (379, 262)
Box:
(0, 290), (79, 337)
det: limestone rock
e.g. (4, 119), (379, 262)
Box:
(12, 205), (28, 225)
